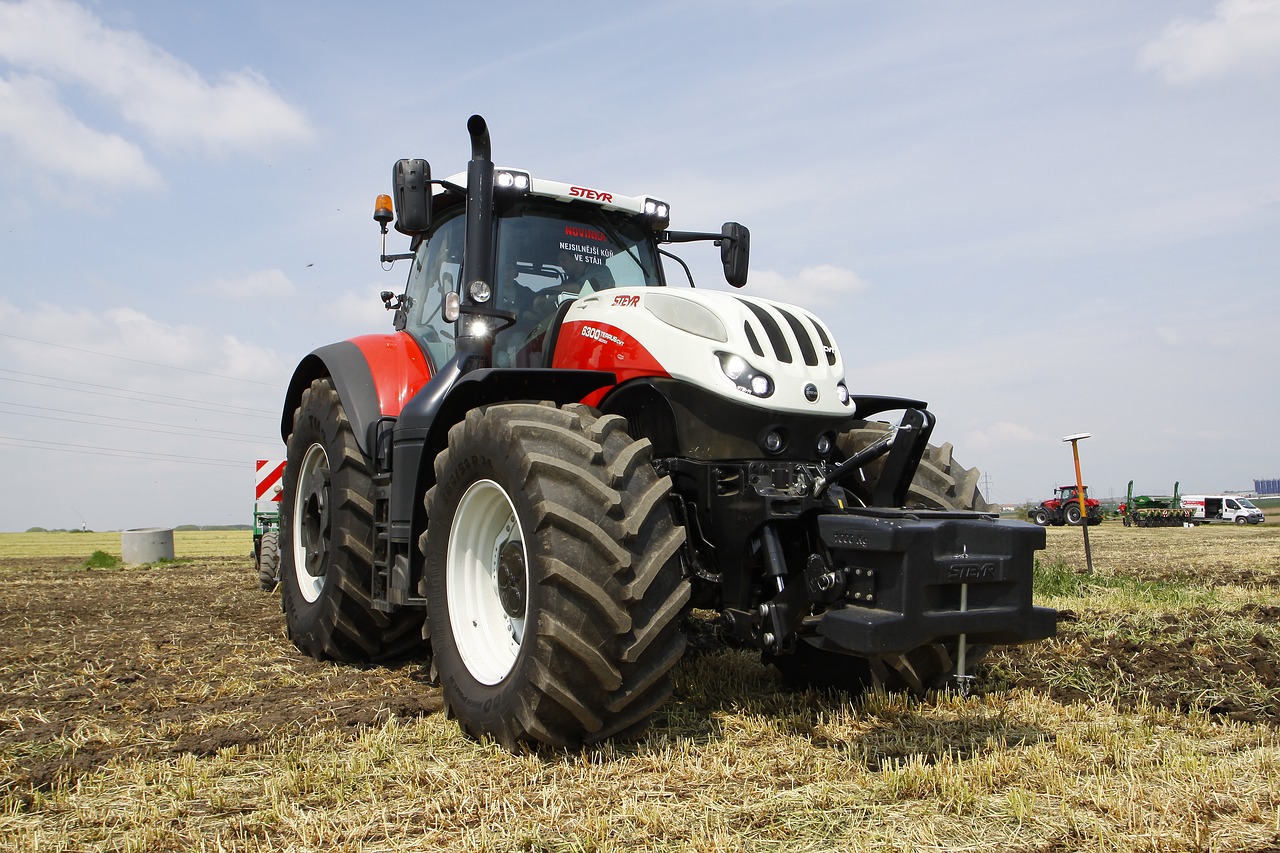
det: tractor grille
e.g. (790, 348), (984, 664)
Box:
(736, 298), (837, 367)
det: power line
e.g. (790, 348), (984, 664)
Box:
(0, 331), (281, 387)
(0, 399), (275, 439)
(0, 407), (278, 445)
(0, 436), (250, 468)
(0, 372), (276, 419)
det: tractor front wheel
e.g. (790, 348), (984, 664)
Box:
(867, 639), (990, 693)
(1032, 508), (1050, 526)
(769, 641), (874, 694)
(836, 421), (988, 511)
(421, 402), (688, 748)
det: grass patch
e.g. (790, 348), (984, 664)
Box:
(1035, 553), (1219, 608)
(80, 550), (120, 570)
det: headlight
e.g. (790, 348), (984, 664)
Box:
(646, 292), (728, 342)
(716, 352), (773, 398)
(643, 197), (670, 229)
(494, 169), (530, 192)
(836, 382), (850, 406)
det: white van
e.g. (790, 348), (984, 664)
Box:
(1180, 495), (1266, 525)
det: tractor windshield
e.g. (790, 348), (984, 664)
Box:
(492, 202), (663, 367)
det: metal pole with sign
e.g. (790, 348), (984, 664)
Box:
(1063, 432), (1094, 574)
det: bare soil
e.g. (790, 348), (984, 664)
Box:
(3, 526), (1280, 843)
(0, 556), (440, 804)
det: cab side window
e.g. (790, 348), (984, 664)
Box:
(403, 213), (464, 370)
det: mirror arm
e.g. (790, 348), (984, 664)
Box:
(661, 230), (728, 245)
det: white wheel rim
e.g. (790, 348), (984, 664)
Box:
(292, 442), (329, 604)
(447, 479), (528, 685)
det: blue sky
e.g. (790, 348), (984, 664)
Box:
(1, 0), (1277, 531)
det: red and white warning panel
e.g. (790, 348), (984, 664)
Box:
(256, 459), (286, 509)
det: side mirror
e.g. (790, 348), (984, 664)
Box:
(392, 158), (431, 235)
(720, 222), (750, 288)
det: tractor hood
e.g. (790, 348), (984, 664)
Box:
(551, 287), (852, 418)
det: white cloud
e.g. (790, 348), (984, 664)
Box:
(0, 300), (288, 386)
(1139, 0), (1280, 83)
(960, 421), (1040, 453)
(0, 73), (162, 189)
(204, 269), (298, 302)
(0, 0), (312, 172)
(747, 264), (870, 311)
(0, 299), (287, 531)
(323, 285), (398, 335)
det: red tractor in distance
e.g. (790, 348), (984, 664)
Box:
(1031, 485), (1103, 527)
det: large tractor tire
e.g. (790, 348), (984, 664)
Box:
(835, 420), (990, 512)
(420, 401), (688, 749)
(1065, 504), (1084, 526)
(257, 529), (280, 592)
(1032, 508), (1051, 526)
(279, 377), (424, 663)
(779, 420), (994, 697)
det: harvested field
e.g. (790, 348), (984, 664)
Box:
(1, 526), (1278, 851)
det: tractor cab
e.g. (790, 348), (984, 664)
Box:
(1057, 485), (1088, 504)
(375, 119), (747, 378)
(394, 199), (665, 372)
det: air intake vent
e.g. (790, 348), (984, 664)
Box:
(738, 299), (792, 364)
(777, 307), (819, 366)
(807, 315), (838, 366)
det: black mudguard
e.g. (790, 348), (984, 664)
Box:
(279, 342), (383, 453)
(389, 365), (616, 526)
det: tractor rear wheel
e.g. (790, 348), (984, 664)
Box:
(836, 421), (989, 511)
(257, 529), (279, 592)
(279, 377), (424, 663)
(421, 402), (688, 748)
(1065, 504), (1084, 525)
